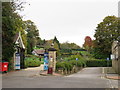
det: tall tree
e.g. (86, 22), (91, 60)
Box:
(2, 1), (26, 70)
(93, 16), (120, 59)
(53, 36), (60, 49)
(53, 37), (61, 56)
(60, 42), (80, 50)
(2, 2), (15, 61)
(24, 20), (39, 54)
(83, 36), (93, 51)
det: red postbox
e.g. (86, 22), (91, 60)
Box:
(47, 67), (53, 74)
(0, 62), (9, 72)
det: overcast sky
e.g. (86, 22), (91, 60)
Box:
(20, 0), (119, 47)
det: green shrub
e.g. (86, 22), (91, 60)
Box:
(56, 59), (86, 72)
(56, 62), (66, 70)
(24, 60), (28, 68)
(25, 59), (41, 67)
(76, 61), (82, 67)
(86, 59), (112, 67)
(56, 61), (74, 71)
(69, 60), (77, 65)
(56, 54), (87, 74)
(63, 62), (73, 71)
(24, 55), (41, 67)
(41, 58), (44, 64)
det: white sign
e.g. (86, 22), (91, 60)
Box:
(111, 54), (115, 60)
(76, 58), (78, 61)
(15, 53), (20, 69)
(4, 65), (7, 68)
(106, 58), (109, 61)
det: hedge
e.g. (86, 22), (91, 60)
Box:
(56, 59), (111, 72)
(56, 62), (66, 71)
(24, 55), (41, 67)
(86, 59), (112, 67)
(56, 60), (85, 72)
(63, 62), (73, 71)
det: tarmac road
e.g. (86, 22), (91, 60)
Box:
(2, 67), (119, 88)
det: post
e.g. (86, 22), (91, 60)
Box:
(118, 42), (120, 75)
(48, 44), (57, 74)
(107, 58), (109, 73)
(118, 36), (120, 75)
(48, 50), (57, 72)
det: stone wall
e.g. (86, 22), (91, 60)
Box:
(112, 41), (120, 74)
(48, 51), (56, 72)
(56, 66), (83, 75)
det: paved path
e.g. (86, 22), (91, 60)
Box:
(2, 64), (44, 77)
(66, 67), (103, 78)
(2, 67), (119, 88)
(66, 67), (118, 88)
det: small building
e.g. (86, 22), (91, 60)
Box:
(32, 49), (45, 56)
(111, 41), (120, 74)
(14, 32), (25, 70)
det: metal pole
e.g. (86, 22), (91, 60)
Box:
(107, 58), (109, 73)
(108, 59), (109, 73)
(107, 59), (108, 73)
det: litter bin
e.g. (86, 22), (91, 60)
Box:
(47, 67), (53, 74)
(0, 62), (9, 72)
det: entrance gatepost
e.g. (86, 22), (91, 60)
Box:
(48, 44), (57, 73)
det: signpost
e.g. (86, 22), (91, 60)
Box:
(76, 58), (78, 61)
(106, 57), (109, 73)
(110, 54), (115, 60)
(44, 53), (48, 70)
(76, 58), (78, 67)
(15, 53), (20, 70)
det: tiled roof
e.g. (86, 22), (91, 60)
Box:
(34, 49), (45, 54)
(14, 32), (25, 49)
(14, 33), (19, 43)
(48, 48), (57, 51)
